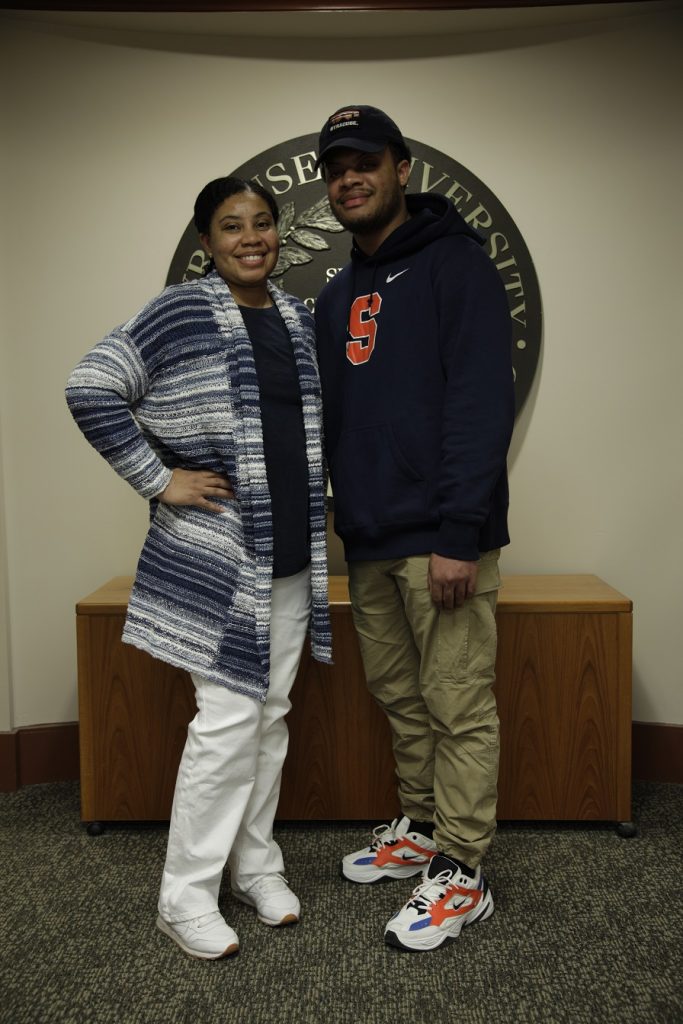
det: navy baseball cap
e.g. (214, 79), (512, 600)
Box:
(315, 105), (407, 168)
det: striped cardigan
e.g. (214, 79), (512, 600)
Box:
(66, 272), (332, 701)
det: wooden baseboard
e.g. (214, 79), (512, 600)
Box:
(0, 731), (19, 792)
(0, 720), (681, 793)
(632, 722), (683, 784)
(0, 723), (79, 792)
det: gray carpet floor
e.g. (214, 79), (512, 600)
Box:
(1, 780), (682, 1024)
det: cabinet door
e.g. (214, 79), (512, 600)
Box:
(495, 611), (631, 820)
(278, 612), (398, 820)
(78, 614), (195, 821)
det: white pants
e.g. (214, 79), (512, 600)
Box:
(158, 565), (311, 923)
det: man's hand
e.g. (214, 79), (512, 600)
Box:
(158, 469), (235, 513)
(428, 554), (478, 610)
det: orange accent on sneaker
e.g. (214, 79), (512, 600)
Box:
(373, 838), (436, 868)
(426, 883), (483, 927)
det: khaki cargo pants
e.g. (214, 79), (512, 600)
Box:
(348, 549), (500, 868)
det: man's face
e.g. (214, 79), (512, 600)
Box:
(323, 146), (410, 239)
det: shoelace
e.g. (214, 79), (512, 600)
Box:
(250, 873), (290, 895)
(368, 820), (400, 850)
(407, 869), (454, 912)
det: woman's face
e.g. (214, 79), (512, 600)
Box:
(200, 191), (279, 305)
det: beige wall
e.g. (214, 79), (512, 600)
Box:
(0, 5), (681, 730)
(0, 419), (11, 733)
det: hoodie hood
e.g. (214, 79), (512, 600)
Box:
(350, 192), (484, 267)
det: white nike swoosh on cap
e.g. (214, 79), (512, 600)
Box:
(386, 268), (410, 283)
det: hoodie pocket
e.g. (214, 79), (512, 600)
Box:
(331, 420), (437, 534)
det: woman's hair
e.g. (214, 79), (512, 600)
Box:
(193, 176), (279, 236)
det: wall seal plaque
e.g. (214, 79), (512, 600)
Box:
(167, 134), (541, 415)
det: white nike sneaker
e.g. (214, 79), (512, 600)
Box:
(384, 853), (494, 952)
(341, 816), (437, 884)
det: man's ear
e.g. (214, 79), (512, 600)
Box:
(397, 159), (411, 189)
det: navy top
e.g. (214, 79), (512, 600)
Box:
(241, 304), (310, 578)
(315, 193), (515, 563)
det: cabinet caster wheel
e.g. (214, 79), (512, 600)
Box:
(616, 821), (637, 838)
(86, 821), (106, 836)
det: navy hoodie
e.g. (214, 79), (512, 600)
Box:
(315, 192), (514, 563)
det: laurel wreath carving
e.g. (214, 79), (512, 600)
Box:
(272, 196), (345, 278)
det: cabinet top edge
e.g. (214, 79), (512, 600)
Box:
(76, 573), (632, 614)
(496, 574), (632, 612)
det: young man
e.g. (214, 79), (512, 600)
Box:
(314, 106), (515, 952)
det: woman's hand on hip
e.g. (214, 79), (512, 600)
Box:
(158, 469), (235, 513)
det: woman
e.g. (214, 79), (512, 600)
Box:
(66, 177), (332, 960)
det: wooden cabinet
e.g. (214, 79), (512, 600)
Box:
(76, 574), (632, 829)
(493, 576), (632, 824)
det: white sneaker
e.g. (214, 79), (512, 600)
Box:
(341, 816), (437, 884)
(384, 853), (494, 952)
(156, 910), (239, 960)
(232, 874), (300, 927)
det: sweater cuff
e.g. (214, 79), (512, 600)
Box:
(434, 520), (481, 562)
(140, 463), (174, 501)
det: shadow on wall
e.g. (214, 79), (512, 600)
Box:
(0, 8), (654, 61)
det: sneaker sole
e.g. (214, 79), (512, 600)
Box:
(341, 860), (428, 884)
(384, 890), (494, 953)
(156, 915), (239, 960)
(232, 891), (300, 928)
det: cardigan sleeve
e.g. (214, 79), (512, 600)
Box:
(65, 327), (173, 500)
